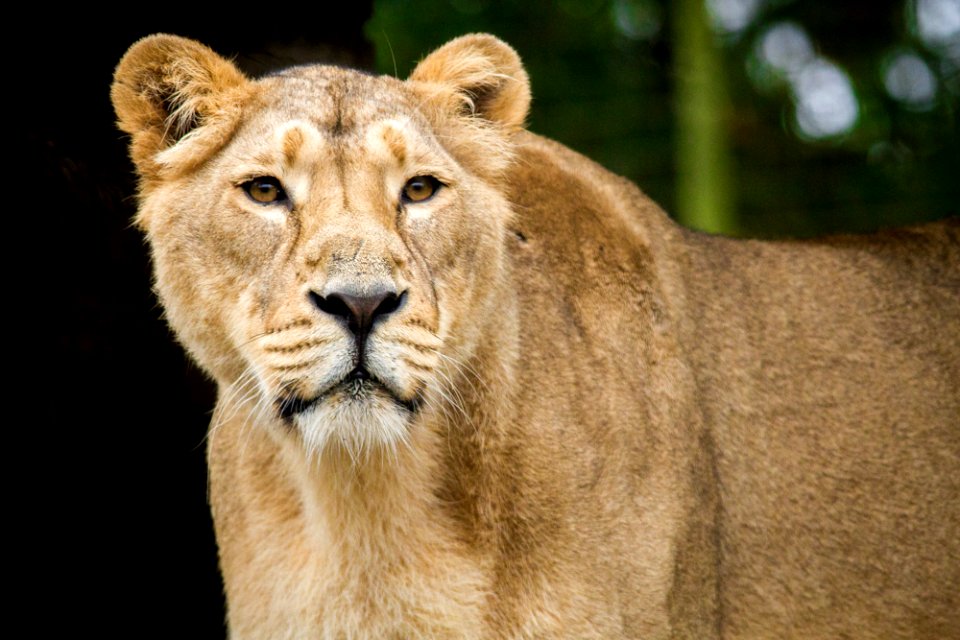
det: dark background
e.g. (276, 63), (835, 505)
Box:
(31, 1), (955, 635)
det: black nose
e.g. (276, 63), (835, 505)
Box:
(309, 289), (406, 339)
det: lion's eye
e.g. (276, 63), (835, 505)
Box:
(242, 177), (287, 205)
(401, 176), (441, 204)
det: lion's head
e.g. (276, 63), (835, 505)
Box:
(112, 34), (530, 459)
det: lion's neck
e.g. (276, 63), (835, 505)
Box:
(210, 397), (493, 634)
(287, 422), (454, 550)
(272, 382), (498, 633)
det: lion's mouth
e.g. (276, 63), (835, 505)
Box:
(276, 366), (421, 419)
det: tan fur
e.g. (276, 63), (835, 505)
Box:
(113, 34), (960, 639)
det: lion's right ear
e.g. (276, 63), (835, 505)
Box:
(111, 34), (250, 178)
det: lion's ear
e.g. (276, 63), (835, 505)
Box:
(409, 34), (531, 130)
(111, 34), (250, 178)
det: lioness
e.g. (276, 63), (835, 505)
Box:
(112, 33), (959, 639)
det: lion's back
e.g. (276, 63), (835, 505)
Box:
(685, 221), (960, 638)
(505, 132), (959, 637)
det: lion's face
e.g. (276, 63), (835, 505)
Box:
(114, 36), (530, 457)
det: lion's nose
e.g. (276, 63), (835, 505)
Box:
(309, 288), (406, 340)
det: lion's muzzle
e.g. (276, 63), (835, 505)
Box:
(308, 288), (407, 358)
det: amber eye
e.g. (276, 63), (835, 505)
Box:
(401, 176), (441, 204)
(242, 177), (287, 205)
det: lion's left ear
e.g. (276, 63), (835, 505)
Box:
(409, 34), (530, 130)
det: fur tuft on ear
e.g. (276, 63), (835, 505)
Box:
(111, 34), (250, 178)
(409, 34), (531, 130)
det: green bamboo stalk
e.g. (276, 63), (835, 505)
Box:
(672, 0), (737, 234)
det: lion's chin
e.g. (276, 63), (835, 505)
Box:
(291, 383), (414, 460)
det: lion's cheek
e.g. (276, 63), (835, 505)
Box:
(413, 215), (507, 348)
(428, 258), (499, 355)
(211, 223), (284, 277)
(149, 222), (264, 383)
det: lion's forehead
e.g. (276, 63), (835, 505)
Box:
(245, 67), (430, 146)
(257, 117), (428, 168)
(223, 69), (443, 198)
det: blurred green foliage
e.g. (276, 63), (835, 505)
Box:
(367, 0), (958, 238)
